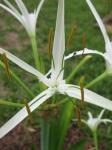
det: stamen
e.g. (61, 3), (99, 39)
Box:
(66, 25), (77, 49)
(76, 107), (81, 127)
(24, 98), (33, 124)
(79, 76), (85, 108)
(1, 53), (11, 80)
(48, 28), (53, 59)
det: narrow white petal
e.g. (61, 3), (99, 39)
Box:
(0, 89), (53, 139)
(45, 69), (52, 77)
(51, 0), (65, 81)
(86, 0), (111, 52)
(102, 119), (112, 124)
(0, 2), (30, 35)
(65, 48), (104, 60)
(15, 0), (29, 17)
(0, 3), (22, 23)
(98, 109), (105, 119)
(0, 48), (50, 86)
(36, 0), (45, 20)
(88, 112), (93, 119)
(3, 0), (20, 17)
(65, 84), (112, 111)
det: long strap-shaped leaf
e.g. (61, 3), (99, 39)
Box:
(51, 0), (65, 81)
(86, 0), (112, 52)
(65, 84), (112, 111)
(0, 88), (53, 139)
(0, 48), (50, 86)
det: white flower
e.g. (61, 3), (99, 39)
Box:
(0, 0), (45, 37)
(65, 0), (112, 74)
(0, 0), (112, 139)
(81, 109), (112, 132)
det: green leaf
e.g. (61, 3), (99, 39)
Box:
(49, 118), (58, 150)
(68, 140), (87, 150)
(40, 119), (50, 150)
(57, 99), (75, 150)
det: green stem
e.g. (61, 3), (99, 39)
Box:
(0, 60), (35, 99)
(0, 99), (24, 108)
(30, 36), (41, 71)
(66, 55), (92, 82)
(30, 36), (46, 91)
(85, 71), (107, 88)
(93, 130), (99, 150)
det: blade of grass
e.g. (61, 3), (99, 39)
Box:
(0, 99), (24, 108)
(0, 60), (35, 99)
(66, 55), (91, 82)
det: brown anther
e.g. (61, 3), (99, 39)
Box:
(76, 107), (81, 127)
(24, 98), (33, 124)
(66, 25), (77, 49)
(79, 76), (85, 108)
(48, 28), (53, 59)
(2, 53), (11, 80)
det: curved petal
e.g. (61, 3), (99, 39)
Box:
(0, 3), (22, 23)
(36, 0), (45, 20)
(102, 119), (112, 124)
(88, 112), (93, 119)
(0, 48), (50, 86)
(65, 48), (104, 60)
(4, 0), (20, 16)
(51, 0), (65, 81)
(0, 88), (53, 139)
(86, 0), (111, 52)
(15, 0), (29, 17)
(65, 84), (112, 111)
(98, 109), (105, 119)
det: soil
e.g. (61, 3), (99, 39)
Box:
(0, 123), (106, 150)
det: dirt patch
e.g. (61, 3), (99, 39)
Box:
(0, 123), (106, 150)
(4, 32), (22, 50)
(0, 123), (40, 150)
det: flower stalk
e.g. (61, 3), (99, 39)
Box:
(93, 130), (99, 150)
(30, 36), (41, 70)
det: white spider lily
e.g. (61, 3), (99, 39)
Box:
(0, 0), (45, 37)
(66, 0), (112, 74)
(1, 0), (112, 139)
(81, 109), (112, 132)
